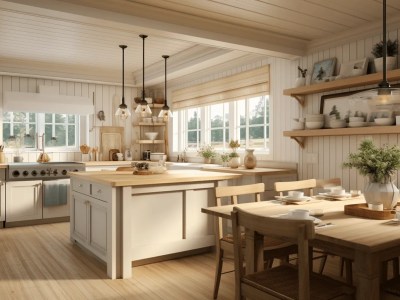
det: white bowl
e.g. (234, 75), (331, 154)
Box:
(306, 121), (324, 129)
(305, 114), (324, 121)
(292, 121), (305, 130)
(145, 132), (158, 140)
(375, 118), (394, 126)
(349, 117), (364, 122)
(348, 121), (368, 128)
(330, 119), (346, 128)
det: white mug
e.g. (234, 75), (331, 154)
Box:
(291, 209), (310, 219)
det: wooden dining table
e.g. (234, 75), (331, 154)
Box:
(201, 198), (400, 300)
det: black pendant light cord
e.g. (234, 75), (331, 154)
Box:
(379, 0), (390, 89)
(163, 55), (169, 109)
(119, 45), (127, 107)
(140, 34), (148, 103)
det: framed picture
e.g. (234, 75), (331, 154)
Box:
(320, 84), (400, 127)
(338, 58), (368, 78)
(311, 58), (337, 84)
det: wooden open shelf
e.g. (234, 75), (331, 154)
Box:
(136, 140), (165, 144)
(138, 122), (165, 126)
(283, 69), (400, 105)
(284, 126), (400, 148)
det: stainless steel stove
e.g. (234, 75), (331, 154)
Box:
(7, 162), (85, 181)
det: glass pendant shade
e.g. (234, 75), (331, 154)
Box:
(158, 54), (172, 121)
(115, 45), (131, 119)
(115, 103), (131, 119)
(135, 34), (151, 114)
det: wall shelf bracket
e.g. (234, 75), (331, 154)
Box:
(291, 137), (305, 148)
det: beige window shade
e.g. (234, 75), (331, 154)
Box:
(172, 65), (269, 110)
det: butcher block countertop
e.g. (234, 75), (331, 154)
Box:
(70, 169), (242, 187)
(201, 166), (297, 176)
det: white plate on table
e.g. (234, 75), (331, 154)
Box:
(319, 192), (351, 198)
(275, 196), (312, 202)
(278, 214), (321, 224)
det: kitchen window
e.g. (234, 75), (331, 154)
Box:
(173, 94), (270, 156)
(3, 111), (79, 150)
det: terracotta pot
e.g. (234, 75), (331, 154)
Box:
(244, 149), (256, 169)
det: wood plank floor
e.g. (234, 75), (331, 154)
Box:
(0, 222), (346, 300)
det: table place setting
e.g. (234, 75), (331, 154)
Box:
(315, 187), (362, 201)
(274, 190), (321, 205)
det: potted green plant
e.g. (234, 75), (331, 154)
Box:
(197, 144), (216, 164)
(371, 39), (398, 72)
(228, 140), (240, 168)
(220, 152), (230, 167)
(343, 139), (400, 209)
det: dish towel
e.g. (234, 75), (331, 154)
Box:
(43, 179), (69, 207)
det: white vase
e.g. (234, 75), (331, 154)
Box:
(229, 157), (240, 169)
(244, 149), (256, 169)
(364, 180), (399, 210)
(373, 57), (397, 73)
(294, 77), (306, 87)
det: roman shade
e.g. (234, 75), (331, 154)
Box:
(3, 91), (94, 115)
(172, 65), (269, 109)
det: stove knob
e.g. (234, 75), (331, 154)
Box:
(62, 170), (68, 175)
(22, 170), (29, 177)
(53, 170), (58, 175)
(32, 170), (37, 176)
(12, 170), (20, 177)
(73, 169), (79, 172)
(40, 170), (46, 176)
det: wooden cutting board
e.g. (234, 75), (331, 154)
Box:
(100, 126), (124, 161)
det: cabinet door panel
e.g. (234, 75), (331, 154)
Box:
(6, 181), (42, 222)
(89, 200), (107, 254)
(72, 194), (88, 242)
(0, 181), (5, 222)
(185, 189), (211, 238)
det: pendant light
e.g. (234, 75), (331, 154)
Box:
(135, 34), (152, 114)
(159, 55), (173, 121)
(353, 0), (400, 104)
(115, 45), (131, 119)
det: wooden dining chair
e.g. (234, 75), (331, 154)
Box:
(231, 206), (355, 300)
(212, 183), (297, 299)
(274, 178), (316, 197)
(314, 178), (353, 283)
(382, 276), (400, 299)
(274, 178), (332, 277)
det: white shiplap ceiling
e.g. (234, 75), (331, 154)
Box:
(0, 0), (399, 87)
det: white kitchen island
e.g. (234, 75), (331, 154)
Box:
(69, 169), (241, 279)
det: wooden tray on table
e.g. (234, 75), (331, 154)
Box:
(344, 203), (395, 220)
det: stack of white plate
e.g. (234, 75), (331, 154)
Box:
(305, 114), (324, 129)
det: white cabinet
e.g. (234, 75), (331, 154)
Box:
(6, 180), (42, 222)
(71, 179), (110, 260)
(0, 170), (5, 224)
